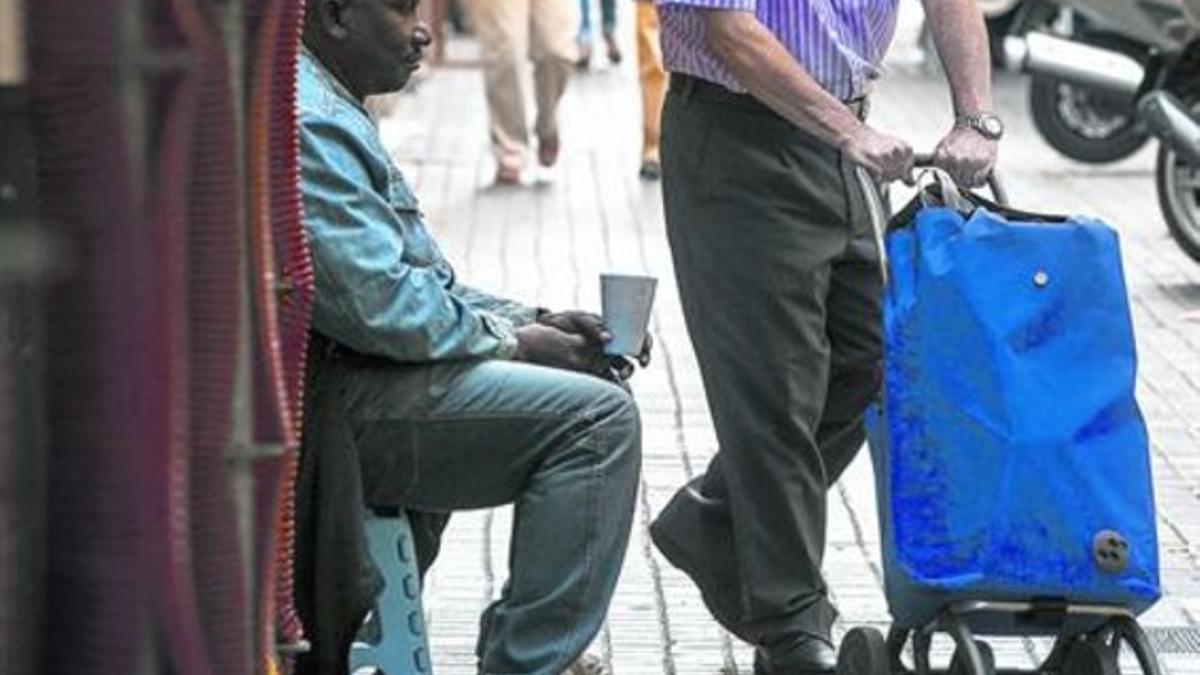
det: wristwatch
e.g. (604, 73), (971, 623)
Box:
(956, 111), (1005, 141)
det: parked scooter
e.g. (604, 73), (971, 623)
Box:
(1006, 0), (1200, 260)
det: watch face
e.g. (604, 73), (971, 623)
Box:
(981, 116), (1003, 138)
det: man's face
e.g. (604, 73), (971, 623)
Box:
(343, 0), (430, 95)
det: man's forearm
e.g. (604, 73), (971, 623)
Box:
(452, 283), (540, 327)
(702, 10), (863, 149)
(921, 0), (993, 115)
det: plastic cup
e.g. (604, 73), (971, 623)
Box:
(601, 273), (657, 356)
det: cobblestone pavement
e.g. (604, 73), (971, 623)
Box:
(374, 12), (1200, 674)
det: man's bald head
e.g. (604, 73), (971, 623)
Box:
(303, 0), (430, 100)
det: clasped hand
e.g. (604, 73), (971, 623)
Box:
(844, 123), (997, 188)
(515, 310), (653, 380)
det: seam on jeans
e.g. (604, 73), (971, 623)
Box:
(545, 418), (606, 675)
(356, 408), (620, 466)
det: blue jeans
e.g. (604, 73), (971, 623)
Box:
(579, 0), (616, 40)
(340, 358), (641, 675)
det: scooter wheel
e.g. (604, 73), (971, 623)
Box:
(836, 627), (890, 675)
(1062, 638), (1120, 675)
(948, 640), (995, 675)
(1155, 85), (1200, 263)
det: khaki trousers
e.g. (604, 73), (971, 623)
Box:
(634, 1), (665, 162)
(468, 0), (578, 170)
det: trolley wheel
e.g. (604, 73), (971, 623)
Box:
(948, 640), (995, 675)
(1112, 617), (1166, 675)
(886, 626), (910, 672)
(1062, 638), (1119, 675)
(836, 627), (891, 675)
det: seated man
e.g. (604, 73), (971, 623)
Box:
(298, 1), (645, 674)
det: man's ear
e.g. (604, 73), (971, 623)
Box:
(316, 0), (352, 41)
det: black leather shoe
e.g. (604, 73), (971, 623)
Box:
(752, 636), (837, 675)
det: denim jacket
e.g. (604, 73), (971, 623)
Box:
(298, 49), (535, 362)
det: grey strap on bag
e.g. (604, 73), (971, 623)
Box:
(855, 157), (1009, 288)
(919, 168), (975, 213)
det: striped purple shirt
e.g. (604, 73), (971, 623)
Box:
(658, 0), (900, 101)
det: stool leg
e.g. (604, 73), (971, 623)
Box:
(349, 512), (433, 675)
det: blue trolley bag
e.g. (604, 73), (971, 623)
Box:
(865, 181), (1161, 633)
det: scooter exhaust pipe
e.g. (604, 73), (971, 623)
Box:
(1004, 32), (1144, 95)
(1139, 91), (1200, 165)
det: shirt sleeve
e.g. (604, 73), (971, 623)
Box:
(300, 114), (520, 362)
(451, 283), (542, 328)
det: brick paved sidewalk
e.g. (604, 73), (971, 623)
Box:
(374, 25), (1200, 675)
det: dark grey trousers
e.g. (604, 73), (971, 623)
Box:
(650, 76), (883, 651)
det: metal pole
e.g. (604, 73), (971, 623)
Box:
(218, 0), (259, 670)
(114, 1), (158, 673)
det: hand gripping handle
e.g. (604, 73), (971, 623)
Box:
(855, 155), (1008, 286)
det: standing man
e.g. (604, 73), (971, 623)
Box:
(648, 1), (1002, 673)
(468, 0), (578, 184)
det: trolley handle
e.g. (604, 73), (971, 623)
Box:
(856, 154), (1010, 241)
(911, 152), (1009, 207)
(857, 153), (1009, 286)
